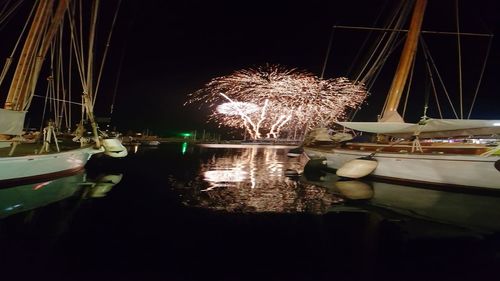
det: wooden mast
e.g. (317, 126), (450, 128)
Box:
(3, 0), (69, 111)
(380, 0), (427, 122)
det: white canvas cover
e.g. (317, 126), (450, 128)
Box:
(0, 108), (26, 135)
(337, 119), (500, 138)
(336, 121), (416, 135)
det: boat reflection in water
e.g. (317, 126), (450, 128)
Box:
(171, 144), (500, 234)
(85, 173), (123, 198)
(0, 171), (123, 219)
(334, 180), (374, 200)
(366, 180), (500, 233)
(172, 145), (344, 214)
(305, 173), (500, 233)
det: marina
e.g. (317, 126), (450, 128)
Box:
(1, 0), (500, 279)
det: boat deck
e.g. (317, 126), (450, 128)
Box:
(308, 141), (496, 156)
(0, 140), (87, 157)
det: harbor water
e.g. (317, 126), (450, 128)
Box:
(1, 143), (500, 280)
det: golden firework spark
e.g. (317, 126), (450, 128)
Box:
(185, 64), (367, 139)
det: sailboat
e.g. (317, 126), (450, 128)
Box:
(303, 0), (500, 190)
(0, 0), (126, 187)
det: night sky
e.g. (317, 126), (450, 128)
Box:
(3, 0), (500, 137)
(107, 0), (500, 137)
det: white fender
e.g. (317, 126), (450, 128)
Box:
(102, 138), (128, 158)
(336, 158), (378, 178)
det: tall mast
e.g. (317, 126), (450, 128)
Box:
(381, 0), (427, 122)
(3, 0), (69, 111)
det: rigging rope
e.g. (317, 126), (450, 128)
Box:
(78, 0), (85, 89)
(420, 38), (443, 118)
(50, 43), (59, 130)
(93, 0), (122, 108)
(349, 36), (405, 121)
(32, 94), (82, 105)
(348, 1), (410, 121)
(68, 26), (73, 128)
(354, 1), (409, 83)
(467, 36), (493, 119)
(110, 40), (127, 116)
(420, 36), (443, 119)
(67, 1), (86, 92)
(348, 0), (394, 80)
(57, 23), (70, 130)
(0, 0), (36, 88)
(86, 0), (99, 105)
(39, 82), (50, 133)
(420, 38), (459, 119)
(0, 0), (23, 29)
(455, 0), (463, 119)
(320, 27), (334, 79)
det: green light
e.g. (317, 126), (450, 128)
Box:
(181, 142), (188, 154)
(180, 132), (192, 137)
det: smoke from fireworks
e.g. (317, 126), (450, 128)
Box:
(185, 64), (367, 139)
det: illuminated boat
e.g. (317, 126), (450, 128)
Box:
(0, 1), (126, 186)
(303, 0), (500, 189)
(142, 140), (161, 146)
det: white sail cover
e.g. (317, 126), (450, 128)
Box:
(0, 108), (26, 135)
(337, 119), (500, 138)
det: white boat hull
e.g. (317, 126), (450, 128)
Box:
(304, 147), (500, 189)
(0, 146), (103, 186)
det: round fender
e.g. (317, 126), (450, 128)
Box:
(336, 158), (378, 179)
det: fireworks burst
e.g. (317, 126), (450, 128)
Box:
(216, 102), (260, 115)
(185, 64), (367, 139)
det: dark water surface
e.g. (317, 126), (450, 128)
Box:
(1, 143), (500, 280)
